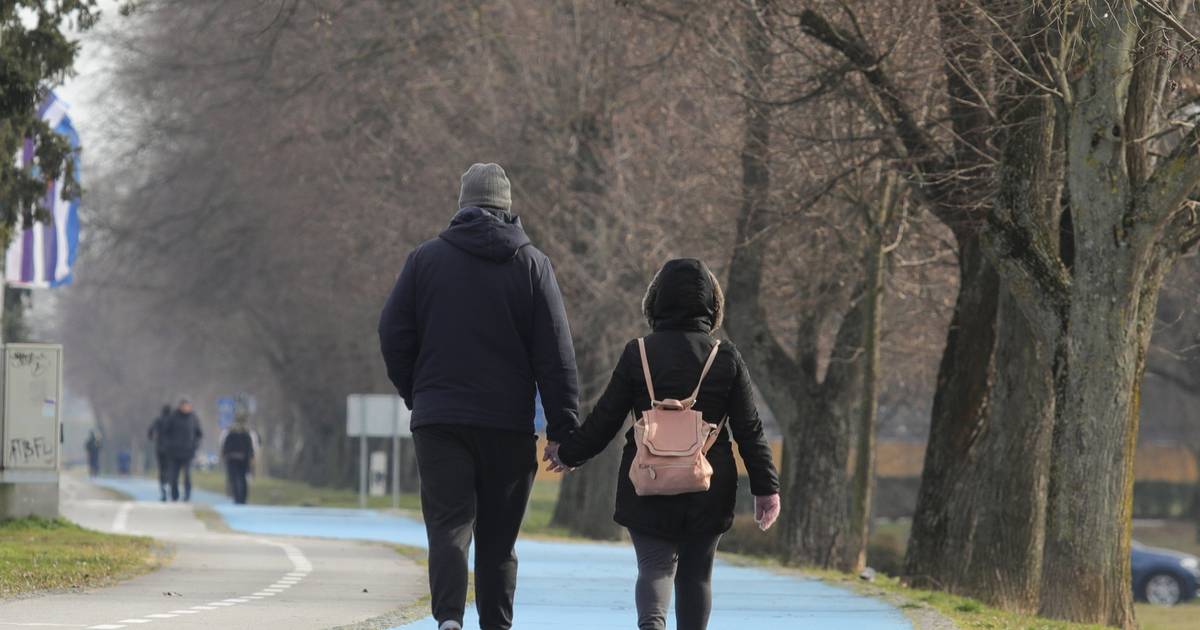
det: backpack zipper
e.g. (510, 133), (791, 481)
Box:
(640, 463), (694, 480)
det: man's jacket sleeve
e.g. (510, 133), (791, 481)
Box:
(379, 250), (420, 408)
(530, 257), (580, 442)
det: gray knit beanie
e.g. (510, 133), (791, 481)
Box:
(458, 163), (512, 211)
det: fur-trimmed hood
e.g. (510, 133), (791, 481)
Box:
(641, 258), (724, 333)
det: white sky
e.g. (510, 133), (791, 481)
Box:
(57, 0), (126, 156)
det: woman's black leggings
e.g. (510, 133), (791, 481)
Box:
(628, 529), (721, 630)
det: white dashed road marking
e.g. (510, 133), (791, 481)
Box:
(78, 538), (311, 629)
(110, 503), (132, 533)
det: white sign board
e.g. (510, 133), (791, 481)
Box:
(1, 344), (63, 470)
(346, 394), (411, 437)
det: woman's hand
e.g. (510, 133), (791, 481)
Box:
(543, 441), (575, 473)
(754, 493), (780, 531)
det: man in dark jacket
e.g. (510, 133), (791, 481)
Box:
(147, 404), (172, 501)
(379, 162), (579, 630)
(162, 398), (203, 502)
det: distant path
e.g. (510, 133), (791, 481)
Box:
(0, 475), (424, 630)
(92, 477), (913, 629)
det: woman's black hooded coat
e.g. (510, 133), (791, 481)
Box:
(557, 259), (780, 540)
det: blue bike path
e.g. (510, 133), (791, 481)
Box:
(93, 477), (911, 629)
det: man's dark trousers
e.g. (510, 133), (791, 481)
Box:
(413, 424), (537, 630)
(165, 455), (193, 501)
(156, 450), (169, 500)
(227, 460), (250, 504)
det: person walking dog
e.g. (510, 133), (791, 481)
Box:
(379, 163), (580, 630)
(553, 258), (781, 630)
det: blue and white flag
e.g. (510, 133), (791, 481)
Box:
(6, 92), (81, 289)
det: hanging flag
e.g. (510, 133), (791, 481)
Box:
(6, 92), (81, 289)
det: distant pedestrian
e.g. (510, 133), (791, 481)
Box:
(555, 259), (781, 630)
(162, 397), (203, 502)
(220, 417), (255, 504)
(379, 162), (580, 630)
(116, 450), (132, 475)
(84, 430), (102, 477)
(147, 404), (172, 501)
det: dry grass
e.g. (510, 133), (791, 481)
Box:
(0, 517), (160, 598)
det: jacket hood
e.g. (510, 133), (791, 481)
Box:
(642, 258), (724, 333)
(439, 207), (531, 263)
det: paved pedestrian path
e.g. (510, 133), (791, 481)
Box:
(0, 475), (422, 630)
(94, 476), (911, 629)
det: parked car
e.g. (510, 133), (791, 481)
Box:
(1132, 541), (1200, 606)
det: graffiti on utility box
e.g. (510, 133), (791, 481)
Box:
(7, 437), (55, 466)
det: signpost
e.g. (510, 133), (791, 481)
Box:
(0, 343), (64, 518)
(217, 397), (236, 431)
(346, 394), (411, 509)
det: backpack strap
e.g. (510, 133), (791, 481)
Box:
(682, 340), (722, 407)
(637, 337), (657, 403)
(702, 416), (728, 455)
(638, 338), (722, 409)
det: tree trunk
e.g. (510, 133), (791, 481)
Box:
(905, 234), (999, 587)
(781, 295), (864, 567)
(953, 291), (1054, 610)
(550, 344), (625, 540)
(844, 183), (891, 573)
(783, 391), (849, 567)
(943, 91), (1060, 611)
(724, 0), (863, 568)
(1038, 245), (1163, 627)
(1192, 449), (1200, 544)
(550, 429), (624, 540)
(550, 334), (626, 540)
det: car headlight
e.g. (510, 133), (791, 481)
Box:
(1183, 557), (1200, 576)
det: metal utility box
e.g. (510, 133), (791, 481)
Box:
(0, 344), (63, 471)
(0, 343), (64, 519)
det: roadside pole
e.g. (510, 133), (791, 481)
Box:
(358, 396), (368, 509)
(391, 396), (400, 510)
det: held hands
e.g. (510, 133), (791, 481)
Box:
(543, 441), (575, 473)
(754, 493), (781, 531)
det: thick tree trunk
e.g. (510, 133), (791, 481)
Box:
(905, 235), (999, 587)
(1039, 249), (1157, 628)
(781, 391), (849, 566)
(943, 92), (1059, 611)
(1192, 450), (1200, 544)
(782, 296), (864, 567)
(951, 291), (1053, 610)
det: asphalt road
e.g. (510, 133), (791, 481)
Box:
(0, 475), (424, 630)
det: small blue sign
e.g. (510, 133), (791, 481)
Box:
(217, 397), (236, 430)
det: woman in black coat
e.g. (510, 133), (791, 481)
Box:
(555, 258), (781, 630)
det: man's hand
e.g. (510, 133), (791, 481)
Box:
(542, 441), (574, 473)
(754, 493), (781, 531)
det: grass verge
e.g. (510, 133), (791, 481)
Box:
(188, 469), (422, 512)
(187, 470), (569, 537)
(0, 517), (161, 599)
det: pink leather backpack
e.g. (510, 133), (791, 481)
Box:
(629, 338), (726, 496)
